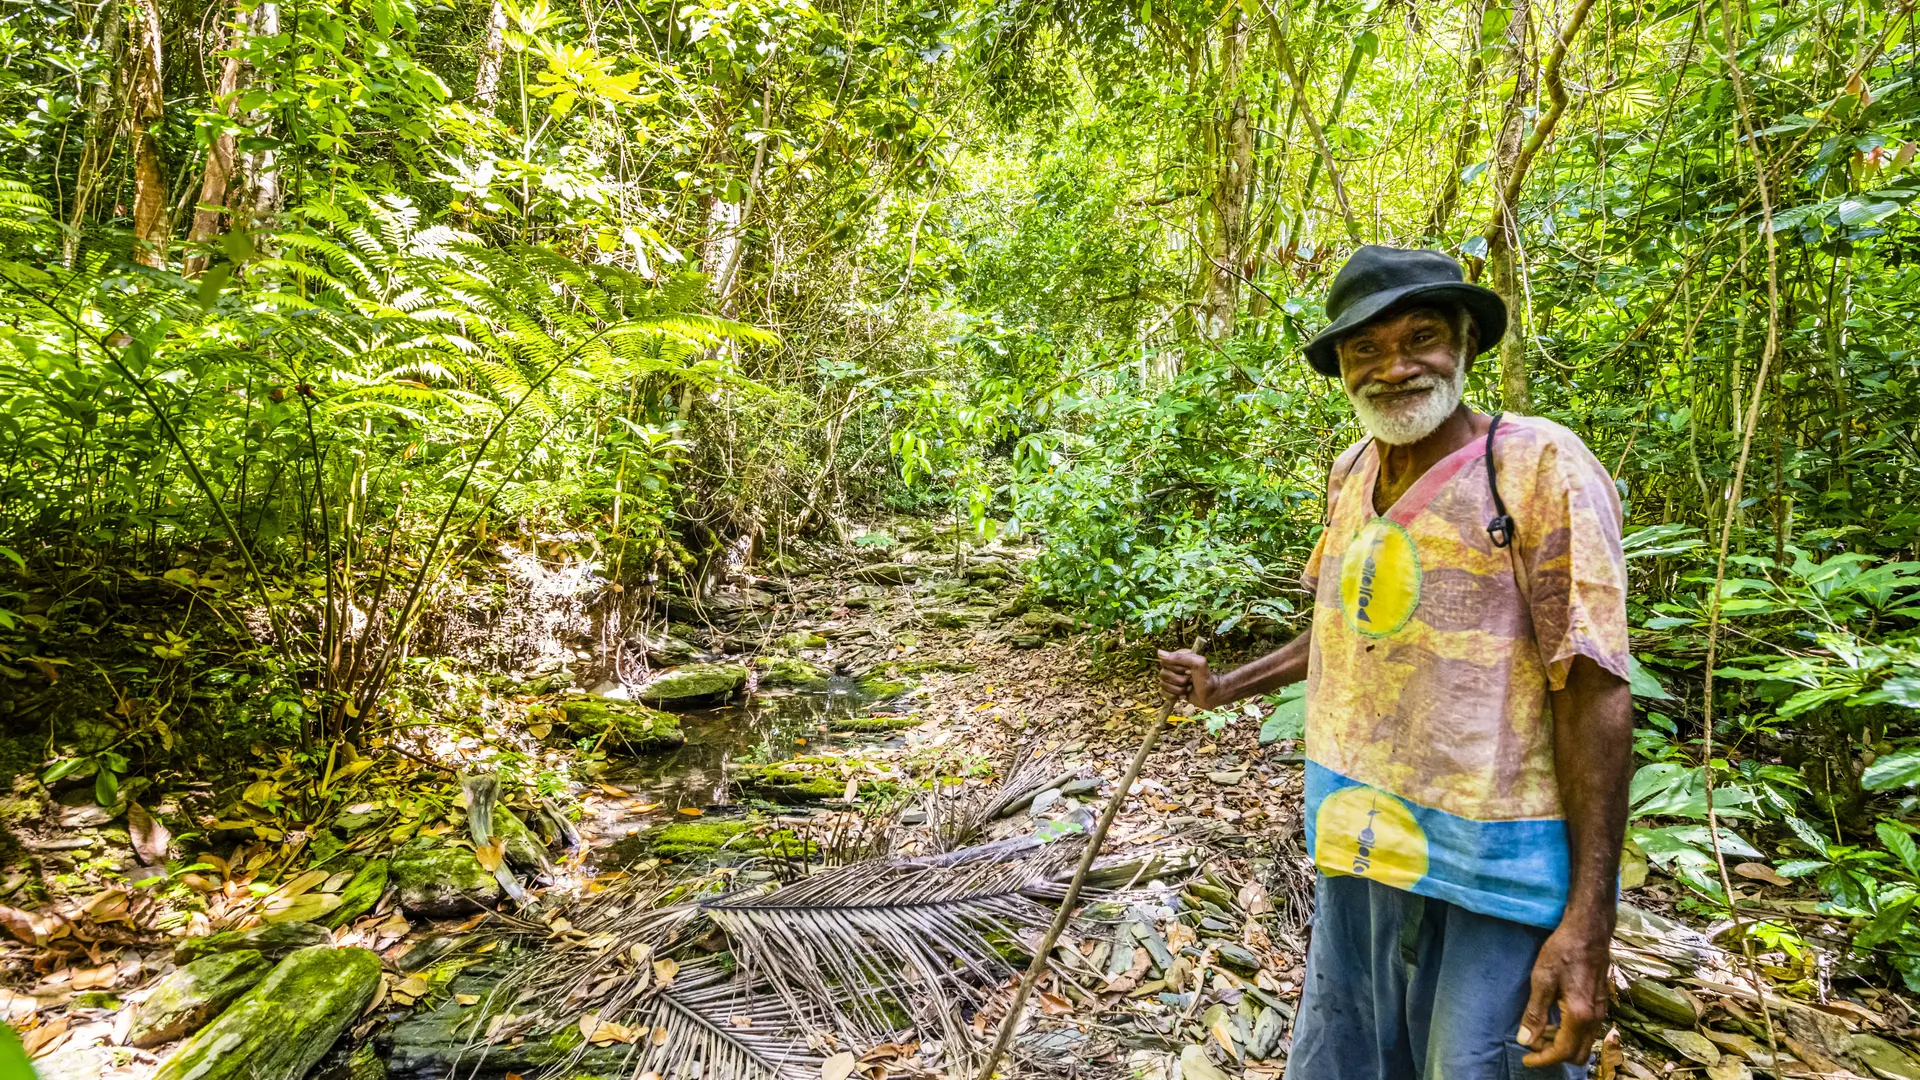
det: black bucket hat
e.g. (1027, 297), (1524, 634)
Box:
(1303, 245), (1508, 377)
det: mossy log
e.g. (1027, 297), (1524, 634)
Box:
(560, 697), (686, 749)
(175, 920), (333, 964)
(632, 662), (748, 705)
(129, 949), (275, 1048)
(153, 945), (381, 1080)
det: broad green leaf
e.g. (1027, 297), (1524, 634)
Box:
(1627, 655), (1675, 700)
(1864, 748), (1920, 791)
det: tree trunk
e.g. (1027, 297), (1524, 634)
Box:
(128, 0), (170, 267)
(1488, 0), (1535, 414)
(1197, 16), (1254, 340)
(65, 0), (126, 266)
(184, 1), (280, 275)
(1426, 0), (1491, 239)
(473, 0), (508, 109)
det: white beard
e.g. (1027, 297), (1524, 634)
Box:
(1346, 363), (1466, 446)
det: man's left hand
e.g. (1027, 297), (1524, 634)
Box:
(1517, 919), (1610, 1067)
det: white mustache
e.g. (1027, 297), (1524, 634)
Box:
(1362, 376), (1441, 399)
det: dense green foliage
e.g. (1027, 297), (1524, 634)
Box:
(5, 0), (1920, 989)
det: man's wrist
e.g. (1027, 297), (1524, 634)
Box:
(1557, 892), (1617, 945)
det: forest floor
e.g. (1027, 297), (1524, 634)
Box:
(3, 526), (1919, 1080)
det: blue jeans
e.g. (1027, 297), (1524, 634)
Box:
(1287, 874), (1590, 1080)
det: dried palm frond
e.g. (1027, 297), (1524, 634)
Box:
(701, 841), (1083, 1055)
(596, 960), (824, 1080)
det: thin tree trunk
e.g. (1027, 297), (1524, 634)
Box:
(128, 0), (169, 267)
(1276, 30), (1361, 246)
(1427, 0), (1491, 239)
(1198, 16), (1254, 339)
(1480, 0), (1595, 414)
(184, 1), (280, 274)
(473, 0), (508, 109)
(65, 0), (126, 266)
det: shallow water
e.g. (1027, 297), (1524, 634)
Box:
(579, 678), (900, 866)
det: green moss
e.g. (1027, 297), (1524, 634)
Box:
(391, 837), (499, 916)
(153, 946), (380, 1080)
(830, 715), (924, 733)
(885, 659), (977, 676)
(321, 858), (388, 929)
(175, 920), (333, 964)
(129, 949), (273, 1047)
(853, 672), (914, 699)
(775, 630), (828, 650)
(634, 663), (748, 704)
(755, 656), (831, 690)
(560, 698), (685, 749)
(736, 757), (899, 803)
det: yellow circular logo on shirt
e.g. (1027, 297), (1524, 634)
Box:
(1338, 518), (1422, 637)
(1315, 785), (1430, 889)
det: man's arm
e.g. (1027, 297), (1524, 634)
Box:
(1157, 627), (1312, 709)
(1519, 654), (1634, 1067)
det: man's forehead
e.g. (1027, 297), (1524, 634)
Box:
(1348, 307), (1452, 336)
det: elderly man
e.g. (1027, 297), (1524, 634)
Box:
(1159, 246), (1632, 1079)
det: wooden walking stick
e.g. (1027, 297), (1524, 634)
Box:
(977, 644), (1199, 1079)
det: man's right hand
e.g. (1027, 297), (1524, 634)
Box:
(1157, 650), (1214, 709)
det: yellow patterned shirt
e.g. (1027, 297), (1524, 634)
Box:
(1299, 414), (1630, 927)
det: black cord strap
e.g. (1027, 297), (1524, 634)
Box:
(1485, 411), (1516, 548)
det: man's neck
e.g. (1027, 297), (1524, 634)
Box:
(1372, 405), (1487, 515)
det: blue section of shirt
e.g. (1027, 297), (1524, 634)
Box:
(1305, 760), (1572, 929)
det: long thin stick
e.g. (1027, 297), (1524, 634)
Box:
(978, 691), (1182, 1078)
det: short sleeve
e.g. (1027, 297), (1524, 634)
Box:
(1517, 431), (1631, 690)
(1302, 441), (1369, 593)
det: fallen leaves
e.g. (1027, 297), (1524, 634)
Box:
(127, 802), (171, 865)
(822, 1050), (858, 1080)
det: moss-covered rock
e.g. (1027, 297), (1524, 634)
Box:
(885, 659), (977, 676)
(853, 671), (915, 699)
(175, 921), (333, 964)
(830, 715), (924, 733)
(491, 805), (549, 871)
(515, 669), (574, 695)
(129, 949), (274, 1048)
(775, 630), (828, 650)
(755, 656), (832, 690)
(627, 819), (802, 860)
(560, 697), (685, 749)
(735, 757), (898, 803)
(924, 609), (975, 629)
(633, 663), (748, 705)
(154, 945), (381, 1080)
(391, 837), (499, 917)
(320, 858), (389, 930)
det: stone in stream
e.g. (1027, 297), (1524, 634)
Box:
(755, 655), (832, 689)
(153, 945), (381, 1080)
(176, 920), (333, 964)
(560, 697), (685, 748)
(635, 633), (697, 666)
(490, 805), (549, 872)
(129, 949), (276, 1047)
(852, 669), (916, 699)
(633, 662), (748, 705)
(391, 836), (500, 917)
(321, 858), (389, 929)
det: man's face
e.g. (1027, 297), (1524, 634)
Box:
(1337, 307), (1471, 446)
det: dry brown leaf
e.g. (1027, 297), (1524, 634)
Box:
(729, 1015), (754, 1028)
(650, 1025), (669, 1046)
(21, 1017), (69, 1058)
(1596, 1028), (1623, 1080)
(678, 807), (704, 817)
(1037, 992), (1074, 1016)
(1237, 882), (1273, 916)
(1733, 862), (1791, 887)
(72, 964), (117, 990)
(653, 957), (678, 988)
(822, 1050), (858, 1080)
(1211, 1015), (1242, 1060)
(456, 994), (482, 1006)
(79, 890), (131, 924)
(475, 842), (504, 872)
(127, 802), (171, 865)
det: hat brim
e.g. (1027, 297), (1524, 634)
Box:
(1303, 281), (1508, 378)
